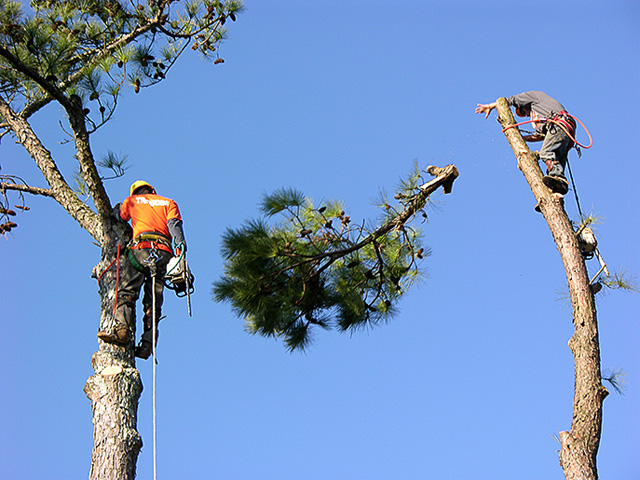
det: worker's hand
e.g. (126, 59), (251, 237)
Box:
(173, 240), (186, 256)
(112, 203), (125, 222)
(522, 134), (544, 142)
(475, 102), (496, 119)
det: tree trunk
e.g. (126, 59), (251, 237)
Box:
(83, 223), (143, 480)
(495, 98), (608, 480)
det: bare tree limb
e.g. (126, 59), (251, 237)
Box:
(495, 97), (607, 480)
(66, 95), (113, 221)
(0, 181), (53, 197)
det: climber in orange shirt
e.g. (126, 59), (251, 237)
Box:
(98, 181), (187, 359)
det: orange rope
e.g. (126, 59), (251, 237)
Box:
(502, 114), (593, 149)
(548, 114), (593, 149)
(112, 243), (121, 316)
(97, 244), (122, 314)
(501, 120), (537, 132)
(98, 257), (116, 284)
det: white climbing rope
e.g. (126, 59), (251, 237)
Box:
(151, 272), (158, 480)
(144, 246), (160, 480)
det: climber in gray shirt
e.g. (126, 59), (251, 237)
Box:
(476, 90), (576, 195)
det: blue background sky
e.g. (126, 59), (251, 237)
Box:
(1, 1), (638, 479)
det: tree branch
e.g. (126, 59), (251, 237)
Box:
(0, 95), (101, 240)
(0, 181), (53, 197)
(2, 3), (167, 120)
(66, 94), (113, 220)
(272, 165), (459, 276)
(0, 45), (71, 108)
(0, 43), (114, 221)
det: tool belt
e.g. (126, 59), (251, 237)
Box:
(130, 231), (172, 250)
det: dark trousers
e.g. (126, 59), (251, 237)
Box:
(115, 248), (172, 345)
(539, 124), (574, 178)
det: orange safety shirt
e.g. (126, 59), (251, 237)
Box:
(120, 193), (182, 252)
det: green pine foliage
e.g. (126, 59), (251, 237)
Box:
(0, 0), (243, 129)
(600, 269), (639, 293)
(213, 166), (436, 352)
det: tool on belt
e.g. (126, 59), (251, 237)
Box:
(164, 247), (194, 317)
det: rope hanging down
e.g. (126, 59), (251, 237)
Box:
(565, 157), (585, 221)
(97, 239), (192, 480)
(143, 246), (160, 480)
(152, 271), (158, 480)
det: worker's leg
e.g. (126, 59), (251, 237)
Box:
(540, 124), (573, 194)
(97, 250), (145, 344)
(136, 250), (172, 359)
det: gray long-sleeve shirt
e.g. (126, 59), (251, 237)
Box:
(506, 91), (567, 118)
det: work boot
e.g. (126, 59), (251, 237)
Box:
(97, 324), (130, 345)
(542, 174), (569, 195)
(135, 340), (153, 360)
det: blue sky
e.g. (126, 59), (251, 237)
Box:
(1, 1), (638, 479)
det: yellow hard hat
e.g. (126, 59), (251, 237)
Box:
(130, 180), (155, 196)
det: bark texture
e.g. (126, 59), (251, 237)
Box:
(496, 98), (608, 480)
(84, 223), (141, 480)
(84, 353), (142, 480)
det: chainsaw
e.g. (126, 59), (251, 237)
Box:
(164, 254), (194, 316)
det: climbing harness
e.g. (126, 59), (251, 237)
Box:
(548, 112), (592, 150)
(501, 111), (593, 151)
(132, 231), (172, 250)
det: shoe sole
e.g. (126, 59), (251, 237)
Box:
(542, 175), (569, 195)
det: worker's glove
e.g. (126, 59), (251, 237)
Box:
(112, 203), (125, 222)
(173, 240), (187, 256)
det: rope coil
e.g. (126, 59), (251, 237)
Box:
(501, 112), (593, 149)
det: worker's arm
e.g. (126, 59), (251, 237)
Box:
(167, 217), (187, 253)
(522, 133), (544, 142)
(113, 202), (129, 223)
(475, 101), (497, 118)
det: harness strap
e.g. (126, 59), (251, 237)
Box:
(132, 231), (172, 249)
(126, 247), (150, 274)
(549, 111), (577, 138)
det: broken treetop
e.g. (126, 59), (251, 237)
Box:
(506, 90), (567, 118)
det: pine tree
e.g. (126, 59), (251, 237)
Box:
(0, 1), (243, 478)
(214, 163), (458, 351)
